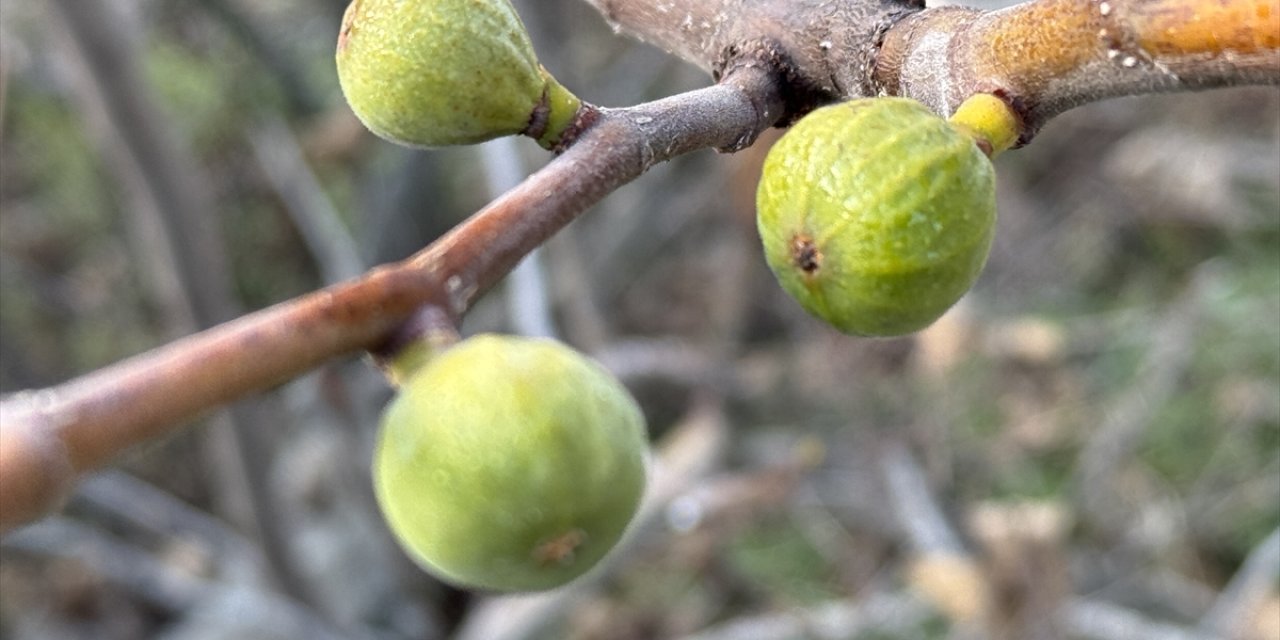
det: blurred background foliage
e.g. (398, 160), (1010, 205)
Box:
(0, 0), (1277, 639)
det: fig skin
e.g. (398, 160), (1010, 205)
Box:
(336, 0), (569, 147)
(756, 98), (997, 337)
(374, 334), (649, 592)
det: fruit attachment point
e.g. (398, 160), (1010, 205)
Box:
(372, 305), (461, 387)
(528, 72), (584, 150)
(948, 93), (1021, 157)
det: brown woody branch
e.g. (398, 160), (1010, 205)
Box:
(876, 0), (1280, 140)
(585, 0), (920, 111)
(591, 0), (1278, 138)
(0, 66), (784, 533)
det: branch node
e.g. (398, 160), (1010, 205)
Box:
(716, 38), (834, 127)
(370, 305), (461, 386)
(548, 103), (603, 155)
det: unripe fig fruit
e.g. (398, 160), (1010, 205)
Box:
(756, 97), (997, 337)
(374, 334), (649, 592)
(336, 0), (579, 148)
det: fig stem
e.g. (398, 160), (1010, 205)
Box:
(529, 73), (586, 150)
(947, 93), (1020, 158)
(372, 305), (461, 386)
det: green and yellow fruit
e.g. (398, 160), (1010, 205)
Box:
(336, 0), (579, 148)
(756, 97), (998, 337)
(374, 334), (649, 592)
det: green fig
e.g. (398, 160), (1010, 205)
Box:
(336, 0), (579, 148)
(374, 334), (649, 592)
(756, 97), (997, 337)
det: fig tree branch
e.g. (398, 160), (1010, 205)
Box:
(876, 0), (1280, 139)
(47, 0), (329, 609)
(2, 0), (1276, 535)
(589, 0), (1279, 139)
(585, 0), (917, 113)
(0, 66), (785, 533)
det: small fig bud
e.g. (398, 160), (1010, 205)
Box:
(336, 0), (579, 148)
(374, 334), (649, 592)
(756, 97), (997, 337)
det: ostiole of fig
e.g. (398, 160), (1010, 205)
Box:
(756, 97), (998, 337)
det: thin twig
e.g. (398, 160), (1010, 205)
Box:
(1, 517), (350, 640)
(44, 0), (324, 612)
(72, 470), (261, 566)
(879, 439), (995, 631)
(2, 516), (208, 611)
(1072, 265), (1213, 536)
(545, 229), (611, 350)
(250, 116), (366, 284)
(193, 0), (327, 116)
(1198, 527), (1280, 638)
(479, 137), (557, 339)
(679, 591), (933, 640)
(879, 439), (967, 555)
(592, 337), (717, 386)
(0, 66), (784, 533)
(1062, 597), (1219, 640)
